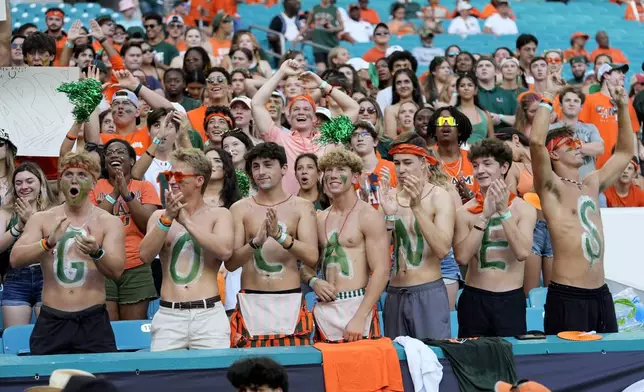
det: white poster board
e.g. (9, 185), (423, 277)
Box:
(0, 67), (79, 157)
(0, 0), (6, 22)
(603, 207), (644, 292)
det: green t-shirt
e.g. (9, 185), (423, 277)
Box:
(151, 41), (179, 66)
(179, 96), (202, 112)
(478, 85), (518, 130)
(188, 130), (203, 150)
(311, 4), (339, 52)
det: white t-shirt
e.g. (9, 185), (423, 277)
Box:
(281, 12), (300, 41)
(412, 47), (445, 67)
(447, 16), (481, 36)
(343, 18), (374, 43)
(483, 14), (518, 35)
(144, 158), (172, 198)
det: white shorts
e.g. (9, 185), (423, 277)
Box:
(150, 301), (230, 351)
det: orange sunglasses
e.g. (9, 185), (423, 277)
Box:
(552, 137), (582, 151)
(161, 171), (201, 182)
(546, 57), (562, 65)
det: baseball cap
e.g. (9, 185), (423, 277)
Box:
(418, 27), (435, 38)
(62, 376), (119, 392)
(385, 45), (404, 57)
(165, 14), (184, 25)
(271, 90), (287, 106)
(495, 380), (551, 392)
(630, 73), (644, 85)
(118, 0), (135, 11)
(95, 15), (114, 26)
(112, 89), (140, 108)
(570, 32), (589, 41)
(0, 128), (18, 155)
(127, 26), (145, 39)
(230, 96), (252, 109)
(347, 57), (370, 72)
(316, 107), (332, 120)
(171, 102), (187, 114)
(212, 13), (233, 30)
(597, 63), (629, 81)
(457, 2), (473, 11)
(568, 55), (587, 66)
(501, 57), (520, 67)
(348, 3), (360, 10)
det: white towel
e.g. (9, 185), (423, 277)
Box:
(394, 336), (443, 392)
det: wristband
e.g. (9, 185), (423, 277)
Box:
(473, 225), (485, 231)
(283, 236), (294, 250)
(309, 277), (318, 288)
(66, 132), (78, 141)
(40, 238), (53, 252)
(385, 215), (396, 222)
(499, 210), (512, 221)
(539, 102), (553, 112)
(157, 219), (170, 232)
(65, 41), (75, 49)
(319, 80), (329, 90)
(145, 150), (156, 159)
(133, 83), (143, 96)
(98, 37), (107, 44)
(159, 215), (173, 227)
(90, 248), (105, 261)
(249, 237), (259, 249)
(276, 229), (288, 245)
(9, 226), (22, 238)
(105, 194), (117, 205)
(123, 192), (135, 202)
(153, 137), (161, 145)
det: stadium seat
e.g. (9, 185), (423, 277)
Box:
(147, 298), (160, 320)
(456, 288), (463, 309)
(112, 320), (152, 352)
(305, 291), (317, 312)
(2, 325), (33, 355)
(0, 285), (3, 331)
(378, 311), (384, 335)
(378, 292), (387, 311)
(526, 307), (545, 332)
(450, 311), (458, 338)
(529, 288), (548, 309)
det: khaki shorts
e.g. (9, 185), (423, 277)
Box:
(105, 263), (158, 305)
(150, 301), (230, 351)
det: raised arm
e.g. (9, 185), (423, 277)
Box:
(529, 75), (564, 193)
(299, 71), (360, 122)
(113, 70), (174, 110)
(251, 59), (302, 136)
(594, 86), (634, 191)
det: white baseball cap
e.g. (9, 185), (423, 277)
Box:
(316, 107), (332, 120)
(112, 89), (140, 108)
(597, 63), (629, 81)
(347, 57), (370, 72)
(165, 14), (184, 25)
(171, 102), (187, 114)
(230, 96), (252, 109)
(385, 45), (404, 57)
(457, 2), (473, 11)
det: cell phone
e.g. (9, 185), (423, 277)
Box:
(515, 333), (546, 340)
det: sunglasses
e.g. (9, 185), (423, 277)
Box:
(447, 52), (459, 57)
(206, 75), (226, 85)
(105, 148), (129, 157)
(168, 23), (184, 29)
(359, 107), (376, 114)
(374, 31), (390, 36)
(11, 43), (22, 49)
(84, 142), (105, 154)
(144, 24), (158, 30)
(162, 170), (201, 182)
(142, 49), (152, 54)
(436, 116), (457, 127)
(546, 57), (562, 65)
(0, 140), (6, 147)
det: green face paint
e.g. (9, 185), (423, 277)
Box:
(322, 232), (352, 279)
(340, 175), (348, 184)
(393, 219), (424, 274)
(478, 217), (509, 271)
(578, 195), (602, 265)
(62, 178), (93, 206)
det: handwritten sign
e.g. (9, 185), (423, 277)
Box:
(0, 67), (79, 157)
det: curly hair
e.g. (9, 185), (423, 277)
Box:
(59, 151), (101, 180)
(170, 148), (212, 194)
(244, 142), (287, 179)
(22, 32), (56, 59)
(204, 106), (236, 131)
(318, 147), (363, 174)
(468, 138), (513, 175)
(426, 106), (473, 146)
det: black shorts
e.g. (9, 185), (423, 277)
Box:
(544, 282), (618, 335)
(457, 285), (526, 338)
(30, 304), (117, 355)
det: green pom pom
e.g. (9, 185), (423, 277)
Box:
(235, 169), (250, 198)
(57, 78), (103, 123)
(317, 115), (354, 146)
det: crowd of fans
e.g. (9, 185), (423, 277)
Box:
(0, 0), (644, 364)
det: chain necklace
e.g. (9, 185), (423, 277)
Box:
(561, 177), (583, 189)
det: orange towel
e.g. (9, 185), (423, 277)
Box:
(314, 338), (404, 392)
(217, 272), (226, 306)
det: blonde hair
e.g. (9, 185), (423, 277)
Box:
(438, 74), (458, 105)
(318, 147), (363, 174)
(327, 46), (347, 69)
(427, 150), (450, 188)
(170, 148), (213, 194)
(58, 151), (101, 180)
(3, 162), (58, 213)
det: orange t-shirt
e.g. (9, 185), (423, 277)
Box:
(387, 21), (415, 37)
(480, 3), (516, 19)
(435, 148), (479, 193)
(362, 47), (387, 63)
(186, 0), (219, 26)
(605, 184), (644, 207)
(187, 105), (208, 141)
(625, 3), (644, 20)
(210, 38), (232, 58)
(100, 127), (151, 157)
(245, 0), (278, 6)
(360, 8), (381, 24)
(103, 53), (126, 103)
(52, 34), (67, 66)
(354, 159), (398, 210)
(92, 39), (122, 55)
(578, 92), (639, 169)
(90, 179), (161, 269)
(214, 0), (238, 16)
(589, 47), (628, 63)
(563, 48), (589, 62)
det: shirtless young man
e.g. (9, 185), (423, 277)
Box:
(454, 139), (536, 338)
(530, 74), (632, 334)
(380, 132), (455, 340)
(228, 142), (319, 347)
(10, 152), (125, 355)
(139, 148), (234, 351)
(304, 148), (390, 342)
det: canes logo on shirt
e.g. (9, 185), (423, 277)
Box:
(131, 141), (144, 150)
(595, 105), (618, 122)
(450, 175), (474, 186)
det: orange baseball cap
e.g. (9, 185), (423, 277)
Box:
(570, 32), (589, 41)
(495, 380), (551, 392)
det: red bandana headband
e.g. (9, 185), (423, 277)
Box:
(46, 10), (65, 18)
(631, 159), (639, 173)
(388, 144), (438, 166)
(205, 113), (233, 129)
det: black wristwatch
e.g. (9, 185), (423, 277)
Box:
(249, 237), (258, 249)
(98, 37), (107, 44)
(90, 247), (105, 261)
(123, 192), (135, 202)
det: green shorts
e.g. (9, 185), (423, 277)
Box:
(105, 263), (158, 305)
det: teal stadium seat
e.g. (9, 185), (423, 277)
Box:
(529, 287), (548, 309)
(456, 288), (462, 309)
(147, 298), (160, 320)
(378, 291), (387, 311)
(111, 320), (152, 352)
(526, 307), (545, 332)
(450, 311), (458, 338)
(305, 291), (317, 312)
(2, 324), (33, 355)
